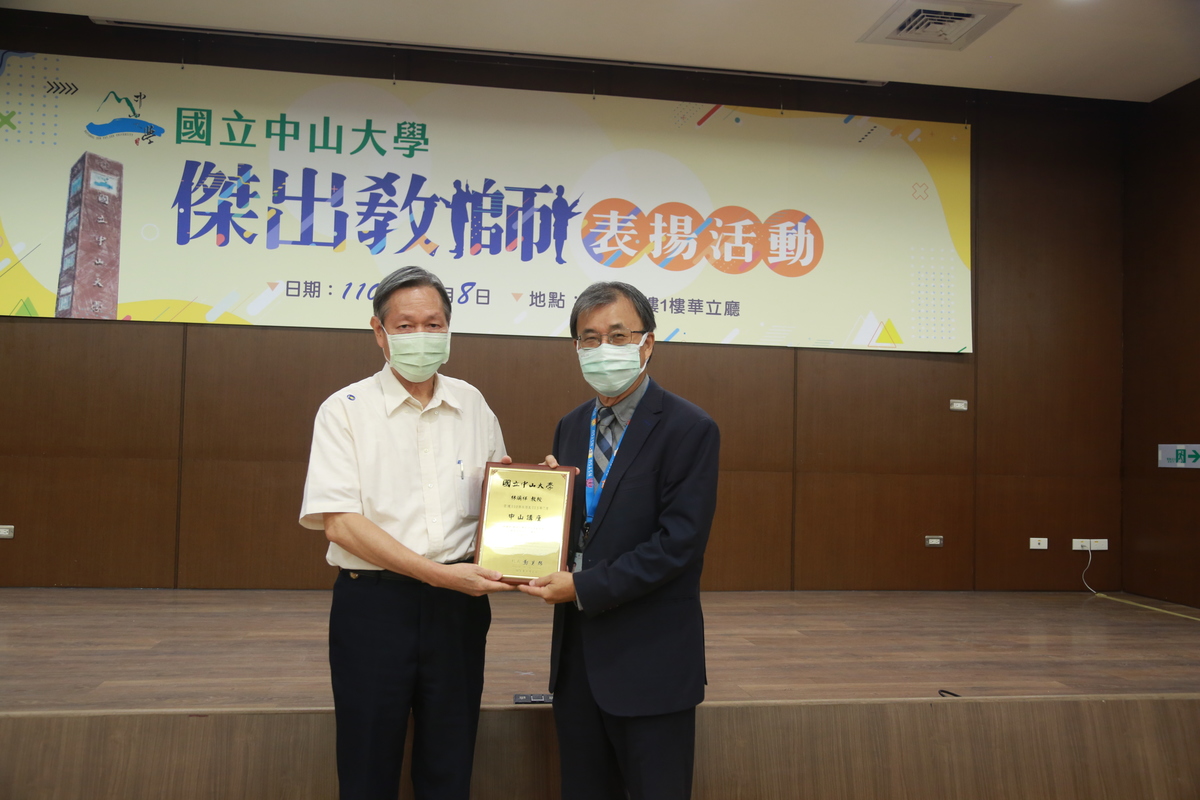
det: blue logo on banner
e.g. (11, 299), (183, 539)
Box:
(86, 118), (165, 138)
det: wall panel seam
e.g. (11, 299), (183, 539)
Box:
(970, 98), (980, 593)
(790, 348), (799, 592)
(173, 325), (189, 590)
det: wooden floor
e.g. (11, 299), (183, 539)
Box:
(2, 588), (1199, 714)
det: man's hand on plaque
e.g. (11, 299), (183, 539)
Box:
(519, 571), (576, 604)
(435, 563), (515, 596)
(540, 455), (580, 475)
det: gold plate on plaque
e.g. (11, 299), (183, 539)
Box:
(473, 463), (574, 584)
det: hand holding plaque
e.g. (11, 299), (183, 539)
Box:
(473, 463), (575, 584)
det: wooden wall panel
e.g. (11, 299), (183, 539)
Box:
(178, 460), (330, 589)
(177, 325), (380, 589)
(703, 471), (792, 591)
(975, 476), (1121, 592)
(973, 101), (1124, 480)
(6, 697), (1200, 800)
(179, 326), (379, 462)
(1121, 79), (1200, 609)
(972, 98), (1125, 590)
(0, 457), (180, 588)
(0, 318), (182, 587)
(795, 474), (974, 590)
(794, 349), (975, 590)
(694, 697), (1200, 800)
(796, 350), (975, 476)
(654, 343), (795, 590)
(652, 342), (795, 474)
(0, 708), (560, 800)
(0, 712), (338, 800)
(1122, 478), (1200, 608)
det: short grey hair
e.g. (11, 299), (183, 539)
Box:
(569, 282), (656, 340)
(372, 266), (452, 324)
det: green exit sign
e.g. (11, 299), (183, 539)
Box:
(1158, 444), (1200, 469)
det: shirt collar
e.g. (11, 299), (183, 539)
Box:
(596, 374), (650, 427)
(378, 364), (462, 416)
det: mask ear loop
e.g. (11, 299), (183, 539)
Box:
(627, 332), (651, 386)
(637, 331), (652, 367)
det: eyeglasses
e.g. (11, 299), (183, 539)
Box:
(576, 329), (647, 349)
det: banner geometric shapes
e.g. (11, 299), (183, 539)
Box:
(11, 297), (37, 316)
(870, 318), (904, 348)
(44, 80), (79, 95)
(850, 311), (881, 347)
(246, 283), (284, 316)
(403, 236), (441, 257)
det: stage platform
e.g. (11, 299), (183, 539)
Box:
(3, 589), (1199, 798)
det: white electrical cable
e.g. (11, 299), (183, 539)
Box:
(1079, 542), (1200, 621)
(1081, 546), (1096, 594)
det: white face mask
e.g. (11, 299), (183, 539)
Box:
(577, 333), (648, 397)
(386, 331), (451, 383)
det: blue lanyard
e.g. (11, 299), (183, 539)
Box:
(584, 404), (628, 524)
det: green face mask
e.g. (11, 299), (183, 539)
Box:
(577, 333), (648, 396)
(386, 331), (451, 383)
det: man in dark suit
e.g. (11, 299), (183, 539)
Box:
(520, 281), (720, 800)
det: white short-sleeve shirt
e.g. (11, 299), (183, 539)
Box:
(299, 365), (506, 570)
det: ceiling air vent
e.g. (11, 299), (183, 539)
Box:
(859, 0), (1019, 51)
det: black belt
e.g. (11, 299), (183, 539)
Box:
(342, 559), (473, 584)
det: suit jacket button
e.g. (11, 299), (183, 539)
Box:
(349, 572), (359, 579)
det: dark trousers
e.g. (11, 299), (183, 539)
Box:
(552, 604), (697, 800)
(329, 569), (490, 800)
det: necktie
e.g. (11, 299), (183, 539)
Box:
(593, 405), (616, 483)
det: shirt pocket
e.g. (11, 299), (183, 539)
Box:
(457, 465), (484, 519)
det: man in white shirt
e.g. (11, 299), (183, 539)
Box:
(299, 265), (513, 800)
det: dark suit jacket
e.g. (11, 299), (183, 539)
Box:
(549, 377), (720, 717)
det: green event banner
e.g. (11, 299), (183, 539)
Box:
(0, 50), (971, 352)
